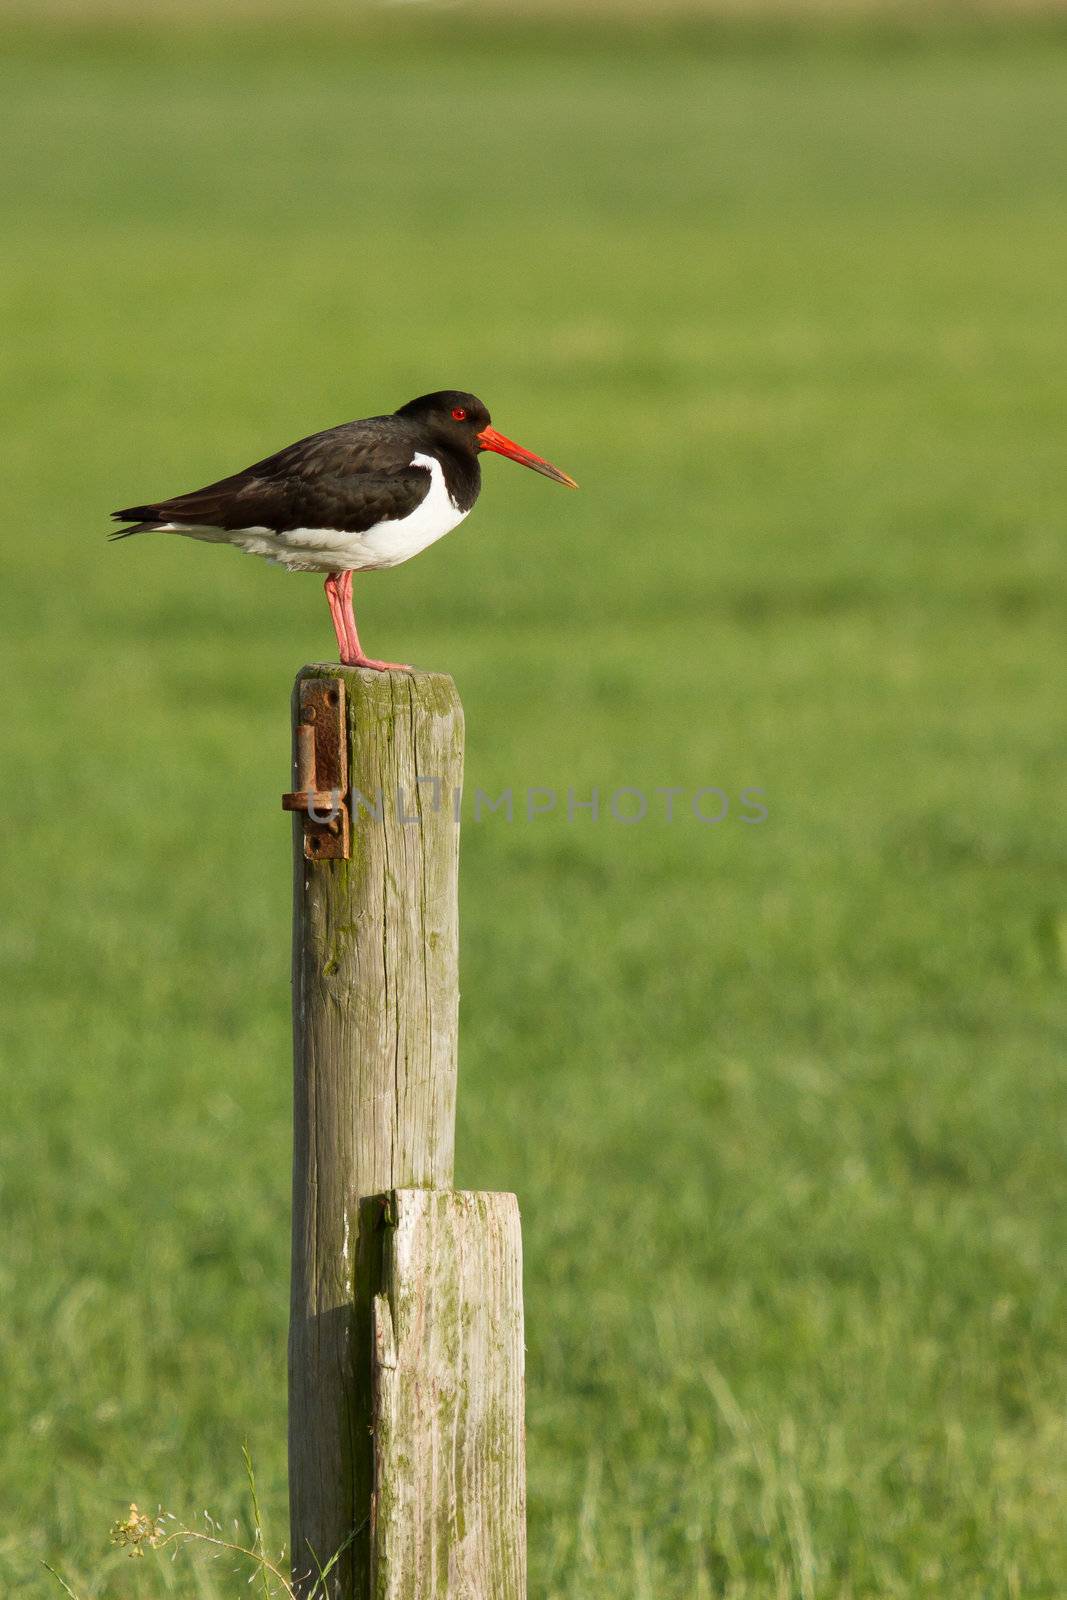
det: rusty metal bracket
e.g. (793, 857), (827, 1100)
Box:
(282, 677), (351, 860)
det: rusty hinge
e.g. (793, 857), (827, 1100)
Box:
(282, 677), (351, 860)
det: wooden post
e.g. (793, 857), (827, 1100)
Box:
(373, 1191), (526, 1597)
(288, 664), (525, 1600)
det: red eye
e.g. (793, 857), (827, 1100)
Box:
(451, 407), (467, 421)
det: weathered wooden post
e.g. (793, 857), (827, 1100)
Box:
(286, 664), (525, 1600)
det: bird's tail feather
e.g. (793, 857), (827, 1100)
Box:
(109, 508), (165, 540)
(108, 522), (163, 541)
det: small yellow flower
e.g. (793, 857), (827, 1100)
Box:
(110, 1503), (166, 1557)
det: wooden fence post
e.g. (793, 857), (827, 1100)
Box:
(286, 664), (525, 1600)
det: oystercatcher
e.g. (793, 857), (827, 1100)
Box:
(112, 390), (577, 670)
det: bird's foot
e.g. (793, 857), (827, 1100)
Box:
(341, 654), (412, 672)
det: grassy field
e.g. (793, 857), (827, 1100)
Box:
(6, 1), (1067, 21)
(1, 15), (1066, 1599)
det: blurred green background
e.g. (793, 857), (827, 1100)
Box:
(2, 5), (1066, 1597)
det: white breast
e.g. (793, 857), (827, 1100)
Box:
(161, 452), (470, 574)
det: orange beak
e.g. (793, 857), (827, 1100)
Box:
(477, 425), (579, 489)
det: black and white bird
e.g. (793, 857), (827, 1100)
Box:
(112, 390), (578, 669)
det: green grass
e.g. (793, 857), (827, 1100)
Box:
(1, 16), (1066, 1598)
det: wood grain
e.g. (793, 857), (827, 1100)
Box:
(289, 666), (464, 1600)
(372, 1190), (527, 1600)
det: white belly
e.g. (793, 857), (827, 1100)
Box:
(162, 452), (469, 573)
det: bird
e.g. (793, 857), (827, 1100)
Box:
(111, 390), (578, 670)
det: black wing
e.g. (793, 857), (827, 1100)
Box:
(112, 416), (430, 535)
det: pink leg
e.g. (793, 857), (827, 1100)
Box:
(323, 572), (410, 672)
(324, 574), (350, 660)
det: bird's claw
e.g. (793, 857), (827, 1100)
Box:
(342, 656), (412, 673)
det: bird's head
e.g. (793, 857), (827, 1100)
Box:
(395, 391), (578, 488)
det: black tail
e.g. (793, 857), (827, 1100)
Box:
(109, 507), (162, 541)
